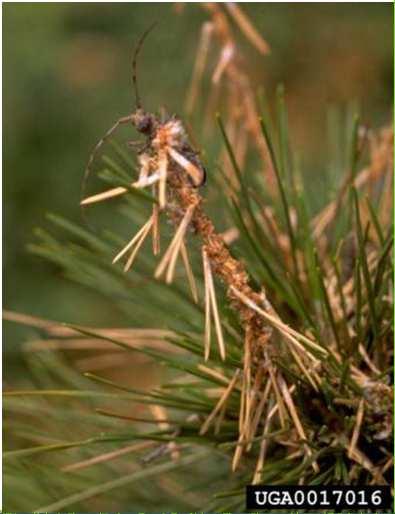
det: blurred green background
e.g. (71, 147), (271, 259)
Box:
(4, 3), (393, 360)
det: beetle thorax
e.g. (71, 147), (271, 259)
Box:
(152, 119), (186, 151)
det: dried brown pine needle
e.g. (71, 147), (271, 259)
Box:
(155, 204), (195, 280)
(212, 42), (235, 84)
(124, 217), (154, 272)
(202, 247), (226, 361)
(247, 379), (271, 451)
(197, 364), (231, 385)
(186, 21), (214, 114)
(243, 330), (252, 432)
(81, 185), (129, 206)
(150, 405), (180, 461)
(312, 124), (393, 238)
(232, 339), (253, 471)
(113, 217), (154, 264)
(203, 248), (212, 361)
(253, 400), (274, 484)
(182, 3), (274, 183)
(267, 364), (288, 430)
(382, 456), (394, 475)
(288, 345), (320, 392)
(166, 235), (183, 284)
(76, 352), (135, 372)
(158, 150), (168, 209)
(279, 375), (319, 473)
(4, 311), (177, 352)
(348, 446), (376, 476)
(199, 369), (240, 435)
(348, 399), (365, 460)
(81, 172), (161, 206)
(231, 430), (245, 472)
(62, 441), (154, 473)
(230, 286), (325, 357)
(220, 226), (239, 245)
(152, 203), (161, 256)
(224, 3), (271, 55)
(180, 240), (198, 303)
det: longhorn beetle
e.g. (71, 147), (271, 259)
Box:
(82, 23), (206, 210)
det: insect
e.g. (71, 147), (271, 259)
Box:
(81, 23), (206, 210)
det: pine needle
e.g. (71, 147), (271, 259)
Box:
(348, 399), (365, 460)
(288, 345), (320, 391)
(180, 240), (198, 303)
(155, 205), (195, 280)
(81, 185), (129, 205)
(81, 174), (160, 206)
(243, 330), (252, 434)
(231, 431), (244, 472)
(212, 42), (234, 84)
(247, 379), (272, 451)
(186, 21), (214, 114)
(225, 3), (271, 55)
(124, 217), (154, 271)
(267, 364), (287, 429)
(149, 405), (180, 461)
(62, 442), (154, 473)
(203, 248), (226, 361)
(197, 364), (231, 385)
(199, 370), (240, 435)
(158, 150), (168, 209)
(166, 235), (184, 284)
(203, 248), (212, 361)
(278, 375), (319, 473)
(112, 217), (154, 264)
(232, 335), (253, 472)
(230, 286), (326, 356)
(253, 400), (274, 484)
(152, 203), (161, 255)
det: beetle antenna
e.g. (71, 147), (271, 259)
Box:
(132, 22), (158, 109)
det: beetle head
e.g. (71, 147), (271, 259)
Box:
(132, 109), (154, 135)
